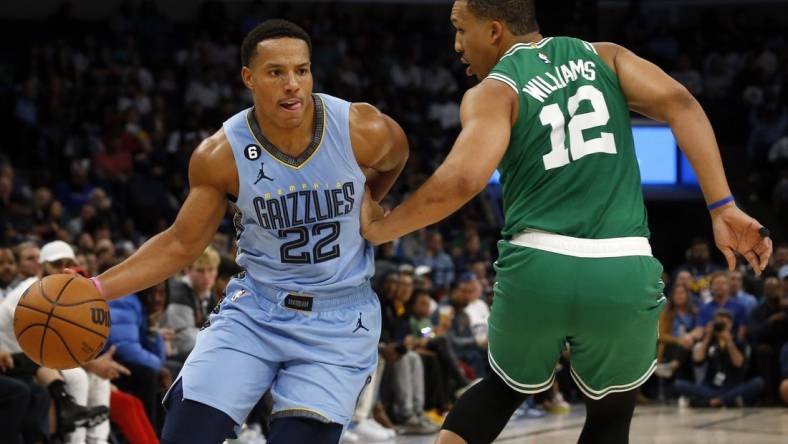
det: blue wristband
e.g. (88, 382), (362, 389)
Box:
(707, 195), (734, 211)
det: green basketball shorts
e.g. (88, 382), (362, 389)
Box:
(489, 230), (665, 399)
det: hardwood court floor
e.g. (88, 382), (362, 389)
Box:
(396, 405), (788, 444)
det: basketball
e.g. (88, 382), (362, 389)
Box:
(13, 274), (110, 370)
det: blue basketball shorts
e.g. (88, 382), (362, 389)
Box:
(164, 273), (381, 428)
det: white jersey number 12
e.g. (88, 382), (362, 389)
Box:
(540, 85), (617, 170)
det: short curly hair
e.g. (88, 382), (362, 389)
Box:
(241, 19), (312, 67)
(466, 0), (539, 36)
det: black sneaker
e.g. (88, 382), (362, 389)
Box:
(56, 393), (109, 435)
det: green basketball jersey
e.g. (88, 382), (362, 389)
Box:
(488, 37), (649, 239)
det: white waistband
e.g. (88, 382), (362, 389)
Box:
(509, 230), (652, 258)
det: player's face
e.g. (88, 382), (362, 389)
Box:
(242, 38), (313, 129)
(451, 1), (499, 80)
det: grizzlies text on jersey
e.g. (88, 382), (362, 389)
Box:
(222, 93), (374, 295)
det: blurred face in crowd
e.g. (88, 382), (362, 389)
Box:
(381, 274), (399, 299)
(773, 245), (788, 267)
(762, 277), (781, 307)
(242, 37), (313, 130)
(674, 270), (693, 290)
(42, 258), (76, 277)
(466, 233), (480, 253)
(467, 277), (482, 302)
(427, 232), (443, 253)
(689, 241), (710, 265)
(0, 249), (16, 287)
(415, 274), (433, 291)
(77, 232), (95, 252)
(17, 245), (40, 278)
(147, 282), (168, 315)
(728, 270), (743, 294)
(412, 293), (432, 320)
(379, 242), (396, 260)
(450, 281), (474, 308)
(451, 1), (504, 80)
(188, 264), (218, 297)
(470, 261), (487, 280)
(396, 275), (415, 303)
(709, 274), (730, 302)
(95, 239), (115, 263)
(671, 284), (689, 309)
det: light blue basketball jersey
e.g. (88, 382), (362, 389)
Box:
(222, 93), (373, 296)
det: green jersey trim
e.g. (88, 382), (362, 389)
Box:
(486, 73), (519, 94)
(499, 37), (554, 62)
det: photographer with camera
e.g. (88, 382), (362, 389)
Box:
(673, 309), (764, 407)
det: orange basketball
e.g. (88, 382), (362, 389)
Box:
(13, 274), (110, 369)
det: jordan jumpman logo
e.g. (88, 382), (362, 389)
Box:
(255, 162), (274, 184)
(353, 312), (369, 333)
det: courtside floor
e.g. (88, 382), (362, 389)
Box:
(397, 406), (788, 443)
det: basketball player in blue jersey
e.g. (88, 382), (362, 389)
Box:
(79, 20), (409, 444)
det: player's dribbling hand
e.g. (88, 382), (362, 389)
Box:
(710, 204), (772, 275)
(360, 186), (388, 245)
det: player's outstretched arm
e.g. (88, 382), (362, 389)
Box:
(350, 103), (409, 203)
(94, 132), (234, 300)
(594, 42), (772, 273)
(361, 80), (514, 245)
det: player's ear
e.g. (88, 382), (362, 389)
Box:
(489, 20), (504, 44)
(240, 66), (254, 91)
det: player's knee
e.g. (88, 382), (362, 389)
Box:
(161, 379), (237, 444)
(267, 417), (343, 444)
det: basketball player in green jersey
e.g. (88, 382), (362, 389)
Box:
(361, 1), (773, 443)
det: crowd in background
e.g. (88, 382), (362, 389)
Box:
(1, 1), (788, 443)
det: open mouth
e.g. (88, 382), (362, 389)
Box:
(279, 99), (302, 113)
(461, 58), (472, 77)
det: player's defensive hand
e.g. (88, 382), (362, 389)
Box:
(83, 345), (131, 380)
(360, 186), (387, 245)
(710, 204), (772, 275)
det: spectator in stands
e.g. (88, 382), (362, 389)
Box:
(673, 269), (700, 305)
(729, 269), (758, 315)
(749, 276), (788, 405)
(377, 272), (438, 435)
(410, 290), (471, 392)
(697, 272), (748, 340)
(415, 231), (454, 291)
(461, 272), (489, 349)
(453, 230), (489, 274)
(0, 248), (18, 300)
(656, 284), (702, 380)
(674, 309), (764, 407)
(160, 246), (220, 361)
(13, 242), (40, 281)
(676, 238), (724, 301)
(107, 282), (170, 427)
(446, 278), (487, 379)
(0, 241), (114, 442)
